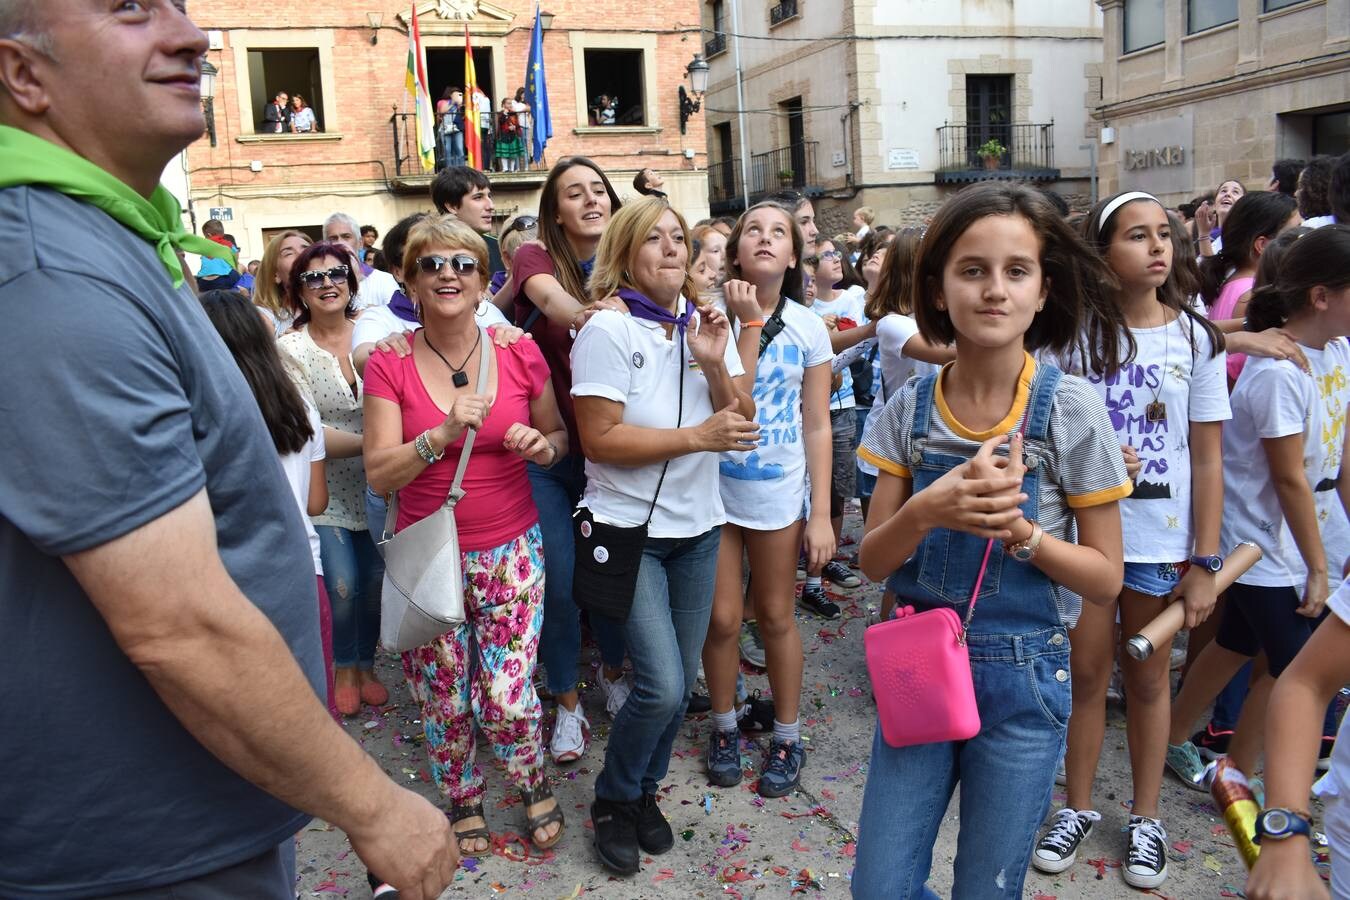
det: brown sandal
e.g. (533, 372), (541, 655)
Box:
(521, 783), (565, 850)
(450, 800), (491, 858)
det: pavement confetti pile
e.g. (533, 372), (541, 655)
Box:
(297, 507), (1327, 898)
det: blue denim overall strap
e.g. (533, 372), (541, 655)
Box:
(886, 361), (1064, 636)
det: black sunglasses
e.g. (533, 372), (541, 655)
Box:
(298, 265), (350, 290)
(507, 215), (539, 233)
(416, 254), (479, 276)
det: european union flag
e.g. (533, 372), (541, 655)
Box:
(524, 4), (552, 164)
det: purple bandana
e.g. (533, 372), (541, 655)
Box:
(617, 287), (689, 336)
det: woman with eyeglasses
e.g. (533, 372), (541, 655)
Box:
(363, 216), (568, 858)
(496, 157), (630, 766)
(278, 242), (388, 717)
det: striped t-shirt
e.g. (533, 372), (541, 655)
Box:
(858, 353), (1132, 625)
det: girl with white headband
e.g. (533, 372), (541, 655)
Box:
(1032, 191), (1230, 890)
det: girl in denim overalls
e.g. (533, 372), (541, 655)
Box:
(853, 183), (1133, 899)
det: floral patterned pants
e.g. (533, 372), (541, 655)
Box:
(401, 525), (546, 803)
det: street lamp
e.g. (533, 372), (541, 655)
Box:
(200, 59), (218, 148)
(679, 53), (709, 135)
(367, 12), (382, 45)
(539, 9), (555, 29)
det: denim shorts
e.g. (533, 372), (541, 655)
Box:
(857, 467), (877, 500)
(1122, 560), (1188, 598)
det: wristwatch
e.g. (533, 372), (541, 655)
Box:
(1006, 521), (1044, 562)
(1255, 808), (1313, 844)
(1189, 553), (1224, 574)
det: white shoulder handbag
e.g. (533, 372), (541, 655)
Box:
(378, 327), (490, 652)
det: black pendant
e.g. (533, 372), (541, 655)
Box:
(1146, 401), (1167, 424)
(452, 371), (469, 388)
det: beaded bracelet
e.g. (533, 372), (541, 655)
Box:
(414, 431), (442, 465)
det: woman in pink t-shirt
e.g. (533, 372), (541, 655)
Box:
(363, 216), (568, 858)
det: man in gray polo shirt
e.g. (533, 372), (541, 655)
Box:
(0, 2), (457, 897)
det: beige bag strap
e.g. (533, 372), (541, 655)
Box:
(381, 326), (491, 542)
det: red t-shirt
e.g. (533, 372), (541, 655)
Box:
(363, 331), (549, 552)
(510, 243), (581, 452)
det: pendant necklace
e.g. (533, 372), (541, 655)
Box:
(424, 329), (480, 388)
(1145, 305), (1168, 424)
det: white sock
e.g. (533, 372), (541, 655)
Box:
(773, 718), (800, 744)
(711, 708), (738, 732)
(806, 575), (822, 588)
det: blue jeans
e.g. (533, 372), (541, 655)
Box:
(442, 130), (465, 168)
(853, 628), (1071, 899)
(527, 454), (625, 694)
(364, 486), (387, 552)
(316, 525), (384, 668)
(595, 526), (721, 802)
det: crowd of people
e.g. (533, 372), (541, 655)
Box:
(433, 84), (533, 173)
(6, 4), (1350, 900)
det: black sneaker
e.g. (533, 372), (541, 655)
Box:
(686, 692), (711, 715)
(1123, 815), (1169, 889)
(822, 560), (862, 588)
(706, 727), (743, 787)
(798, 584), (841, 619)
(591, 796), (641, 875)
(636, 792), (674, 854)
(1031, 808), (1100, 874)
(737, 692), (776, 733)
(757, 738), (805, 798)
(1320, 735), (1336, 772)
(1191, 722), (1233, 762)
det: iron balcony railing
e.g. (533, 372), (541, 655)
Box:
(391, 112), (417, 178)
(708, 141), (819, 208)
(770, 0), (798, 26)
(705, 31), (727, 57)
(935, 122), (1058, 182)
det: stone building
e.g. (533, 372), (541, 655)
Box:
(1094, 0), (1349, 202)
(700, 0), (1106, 234)
(184, 0), (709, 262)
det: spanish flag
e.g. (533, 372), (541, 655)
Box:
(464, 25), (483, 170)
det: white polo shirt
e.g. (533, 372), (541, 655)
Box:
(571, 301), (745, 539)
(352, 268), (400, 311)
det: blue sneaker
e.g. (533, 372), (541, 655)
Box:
(706, 728), (743, 787)
(758, 739), (805, 798)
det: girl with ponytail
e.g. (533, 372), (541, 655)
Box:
(1168, 225), (1350, 819)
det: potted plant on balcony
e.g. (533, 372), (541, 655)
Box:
(977, 138), (1006, 171)
(778, 168), (795, 187)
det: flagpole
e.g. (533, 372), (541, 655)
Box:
(729, 0), (751, 211)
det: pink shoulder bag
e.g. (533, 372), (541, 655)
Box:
(863, 539), (993, 748)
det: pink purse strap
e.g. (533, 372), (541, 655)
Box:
(959, 410), (1032, 643)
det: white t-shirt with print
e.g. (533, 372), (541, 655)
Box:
(571, 301), (745, 539)
(351, 301), (509, 350)
(810, 285), (866, 410)
(719, 300), (834, 530)
(1221, 340), (1350, 587)
(859, 313), (940, 477)
(1067, 315), (1231, 562)
(278, 402), (326, 575)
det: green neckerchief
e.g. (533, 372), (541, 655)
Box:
(0, 125), (233, 289)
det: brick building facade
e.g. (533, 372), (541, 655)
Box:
(184, 0), (708, 263)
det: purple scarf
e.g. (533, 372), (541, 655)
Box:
(617, 287), (689, 336)
(388, 289), (418, 324)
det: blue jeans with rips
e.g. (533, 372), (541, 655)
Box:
(527, 453), (626, 694)
(316, 525), (384, 668)
(594, 526), (721, 802)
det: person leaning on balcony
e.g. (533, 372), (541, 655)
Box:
(262, 89), (290, 133)
(0, 1), (457, 897)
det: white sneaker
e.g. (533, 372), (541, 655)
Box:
(550, 702), (589, 764)
(599, 672), (632, 719)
